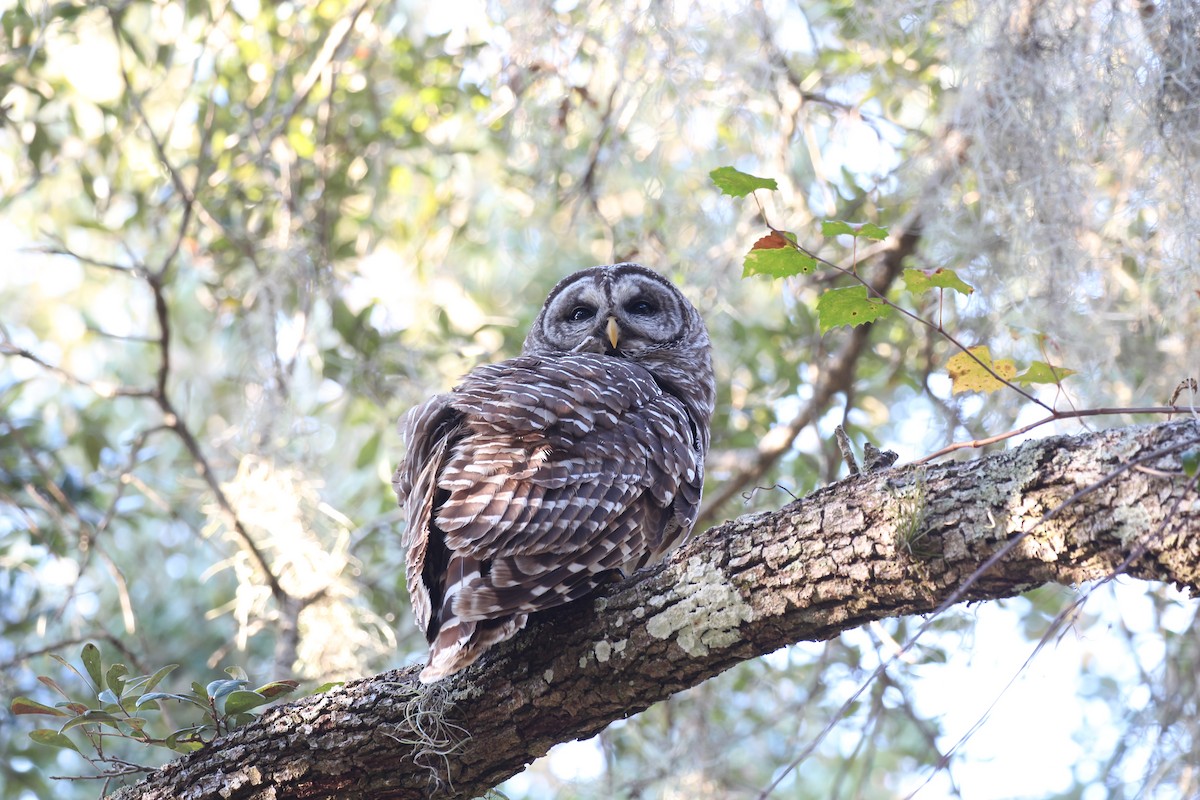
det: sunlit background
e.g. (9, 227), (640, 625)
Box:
(2, 0), (1198, 797)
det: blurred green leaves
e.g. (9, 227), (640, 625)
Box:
(13, 643), (300, 763)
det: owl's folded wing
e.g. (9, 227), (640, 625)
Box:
(431, 353), (704, 620)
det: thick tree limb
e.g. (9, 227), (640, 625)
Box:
(113, 419), (1200, 800)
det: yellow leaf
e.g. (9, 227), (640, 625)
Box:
(946, 346), (1016, 394)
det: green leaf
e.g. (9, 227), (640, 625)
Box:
(902, 268), (974, 296)
(311, 681), (345, 694)
(356, 431), (381, 469)
(62, 709), (122, 732)
(81, 643), (103, 690)
(709, 166), (778, 198)
(136, 692), (178, 706)
(1181, 449), (1199, 477)
(29, 729), (81, 753)
(255, 680), (300, 700)
(162, 726), (209, 752)
(815, 286), (893, 333)
(142, 664), (180, 696)
(224, 665), (249, 682)
(12, 696), (69, 717)
(48, 654), (90, 687)
(97, 688), (120, 706)
(742, 247), (817, 279)
(138, 691), (206, 710)
(83, 429), (104, 470)
(105, 663), (128, 697)
(1013, 361), (1078, 386)
(207, 678), (248, 701)
(221, 690), (269, 716)
(331, 299), (358, 342)
(821, 220), (890, 240)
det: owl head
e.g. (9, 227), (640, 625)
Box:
(522, 262), (716, 428)
(524, 263), (710, 360)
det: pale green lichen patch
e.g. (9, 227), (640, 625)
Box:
(645, 556), (755, 657)
(1113, 503), (1153, 546)
(969, 442), (1047, 526)
(592, 638), (628, 664)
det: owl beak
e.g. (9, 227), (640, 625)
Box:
(605, 316), (621, 349)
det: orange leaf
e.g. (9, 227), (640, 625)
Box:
(751, 231), (790, 250)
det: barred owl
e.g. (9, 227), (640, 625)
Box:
(393, 263), (716, 683)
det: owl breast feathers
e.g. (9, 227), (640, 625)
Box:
(393, 263), (715, 682)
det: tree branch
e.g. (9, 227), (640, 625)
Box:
(111, 419), (1200, 800)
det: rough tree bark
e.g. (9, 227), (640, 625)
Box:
(113, 418), (1200, 800)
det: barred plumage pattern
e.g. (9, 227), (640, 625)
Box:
(394, 264), (715, 682)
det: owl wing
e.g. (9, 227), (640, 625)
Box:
(393, 390), (458, 638)
(438, 354), (704, 618)
(394, 352), (704, 675)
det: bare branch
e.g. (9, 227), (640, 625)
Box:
(96, 12), (295, 612)
(912, 405), (1194, 465)
(0, 342), (155, 399)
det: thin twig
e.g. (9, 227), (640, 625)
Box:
(776, 222), (1051, 411)
(911, 406), (1191, 465)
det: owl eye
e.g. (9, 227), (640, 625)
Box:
(624, 299), (658, 316)
(567, 305), (596, 322)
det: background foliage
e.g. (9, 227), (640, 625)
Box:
(1, 0), (1197, 797)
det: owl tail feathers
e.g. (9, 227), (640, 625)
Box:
(420, 613), (528, 683)
(419, 620), (479, 683)
(420, 553), (528, 683)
